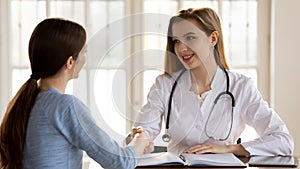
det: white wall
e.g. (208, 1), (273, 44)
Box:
(271, 0), (300, 156)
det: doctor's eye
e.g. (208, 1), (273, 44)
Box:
(172, 38), (180, 44)
(185, 35), (196, 41)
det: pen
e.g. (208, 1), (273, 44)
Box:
(179, 154), (186, 162)
(237, 138), (241, 144)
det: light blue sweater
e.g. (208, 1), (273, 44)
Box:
(23, 88), (138, 169)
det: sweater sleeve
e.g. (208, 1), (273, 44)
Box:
(51, 96), (139, 169)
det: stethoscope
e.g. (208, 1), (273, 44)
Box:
(162, 67), (235, 142)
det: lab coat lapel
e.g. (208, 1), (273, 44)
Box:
(168, 71), (200, 147)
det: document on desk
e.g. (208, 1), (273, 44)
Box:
(138, 152), (246, 167)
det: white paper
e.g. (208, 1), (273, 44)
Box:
(138, 152), (246, 167)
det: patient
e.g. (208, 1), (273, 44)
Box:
(0, 18), (150, 169)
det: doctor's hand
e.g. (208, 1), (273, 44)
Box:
(183, 143), (250, 156)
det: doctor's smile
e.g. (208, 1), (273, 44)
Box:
(181, 53), (195, 62)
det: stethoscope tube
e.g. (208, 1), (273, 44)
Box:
(162, 67), (235, 142)
(165, 70), (186, 130)
(204, 67), (235, 141)
(217, 68), (235, 107)
(162, 69), (186, 142)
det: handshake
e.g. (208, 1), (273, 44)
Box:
(125, 127), (154, 156)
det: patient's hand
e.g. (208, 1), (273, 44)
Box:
(125, 127), (154, 154)
(125, 127), (141, 145)
(128, 128), (150, 156)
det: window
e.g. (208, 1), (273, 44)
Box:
(8, 0), (127, 139)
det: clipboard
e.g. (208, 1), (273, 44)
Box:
(248, 156), (298, 167)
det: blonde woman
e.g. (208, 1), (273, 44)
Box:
(127, 7), (294, 157)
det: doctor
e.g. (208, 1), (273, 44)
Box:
(127, 7), (294, 156)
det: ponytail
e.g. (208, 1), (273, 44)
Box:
(0, 78), (40, 169)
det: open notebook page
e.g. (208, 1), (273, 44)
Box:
(138, 152), (246, 167)
(183, 153), (246, 167)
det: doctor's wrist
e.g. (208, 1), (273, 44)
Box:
(228, 144), (250, 157)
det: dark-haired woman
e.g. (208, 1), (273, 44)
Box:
(0, 18), (150, 169)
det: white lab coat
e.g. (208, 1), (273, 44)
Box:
(134, 67), (294, 155)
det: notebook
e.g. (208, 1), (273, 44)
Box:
(137, 152), (246, 167)
(248, 155), (298, 167)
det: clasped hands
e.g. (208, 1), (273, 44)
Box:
(125, 127), (154, 154)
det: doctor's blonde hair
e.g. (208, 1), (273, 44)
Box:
(164, 7), (230, 74)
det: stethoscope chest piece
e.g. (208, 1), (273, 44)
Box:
(162, 132), (171, 142)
